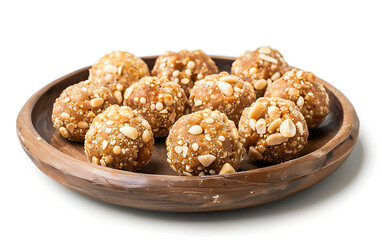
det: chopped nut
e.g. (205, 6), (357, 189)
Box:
(232, 128), (239, 140)
(102, 140), (108, 150)
(293, 83), (302, 89)
(175, 146), (183, 154)
(60, 112), (70, 120)
(87, 112), (96, 118)
(288, 88), (299, 96)
(188, 125), (203, 135)
(256, 118), (266, 134)
(205, 117), (214, 124)
(90, 98), (104, 108)
(100, 159), (107, 167)
(92, 156), (100, 165)
(116, 83), (124, 91)
(59, 127), (69, 138)
(267, 106), (280, 117)
(192, 143), (199, 151)
(181, 78), (190, 84)
(104, 64), (118, 74)
(182, 146), (188, 158)
(108, 111), (121, 121)
(66, 123), (75, 133)
(219, 163), (236, 175)
(172, 70), (180, 77)
(155, 102), (164, 111)
(164, 94), (173, 106)
(254, 79), (267, 90)
(169, 112), (176, 123)
(87, 128), (96, 138)
(194, 99), (203, 107)
(124, 88), (133, 99)
(217, 81), (234, 96)
(77, 121), (88, 129)
(187, 61), (195, 69)
(142, 120), (151, 129)
(249, 102), (265, 120)
(142, 130), (151, 143)
(198, 154), (216, 167)
(296, 96), (305, 107)
(249, 119), (256, 131)
(271, 72), (281, 80)
(113, 146), (121, 155)
(268, 118), (282, 133)
(105, 155), (114, 164)
(259, 46), (272, 54)
(140, 97), (147, 104)
(266, 133), (288, 146)
(119, 126), (138, 139)
(296, 70), (304, 78)
(280, 119), (296, 138)
(249, 146), (263, 159)
(259, 54), (277, 64)
(219, 75), (239, 83)
(296, 121), (304, 135)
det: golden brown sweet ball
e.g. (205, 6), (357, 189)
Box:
(238, 97), (309, 164)
(152, 49), (218, 96)
(123, 76), (187, 137)
(231, 46), (289, 97)
(264, 69), (329, 128)
(89, 50), (150, 104)
(188, 72), (256, 125)
(84, 105), (154, 171)
(52, 80), (118, 142)
(166, 109), (244, 176)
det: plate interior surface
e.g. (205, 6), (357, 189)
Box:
(32, 57), (343, 176)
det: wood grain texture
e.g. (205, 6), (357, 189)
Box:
(16, 56), (359, 212)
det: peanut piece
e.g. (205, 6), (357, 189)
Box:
(280, 119), (296, 138)
(219, 163), (236, 175)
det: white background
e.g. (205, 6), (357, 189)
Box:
(1, 0), (380, 239)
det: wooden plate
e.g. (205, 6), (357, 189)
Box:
(16, 56), (359, 212)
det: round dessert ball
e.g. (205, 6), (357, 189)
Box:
(166, 109), (244, 176)
(89, 50), (150, 104)
(238, 97), (309, 164)
(52, 80), (118, 142)
(264, 69), (330, 129)
(231, 46), (289, 97)
(84, 105), (154, 171)
(151, 49), (218, 96)
(123, 76), (187, 137)
(188, 72), (257, 125)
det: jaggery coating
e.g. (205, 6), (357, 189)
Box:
(52, 80), (118, 142)
(238, 97), (308, 164)
(123, 76), (187, 137)
(188, 72), (257, 125)
(232, 46), (289, 97)
(89, 50), (150, 104)
(84, 105), (154, 171)
(152, 49), (218, 96)
(264, 69), (329, 128)
(166, 109), (244, 176)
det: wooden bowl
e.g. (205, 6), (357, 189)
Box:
(16, 56), (359, 212)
